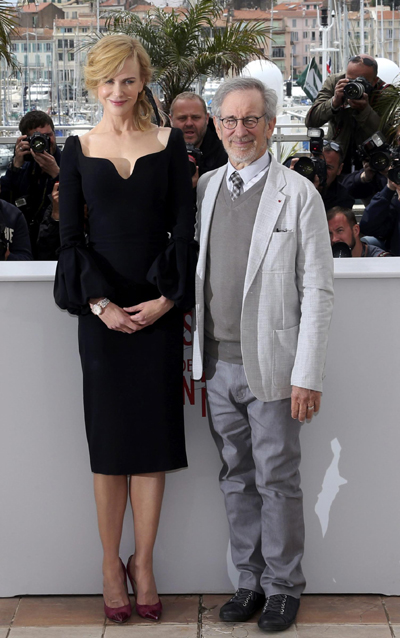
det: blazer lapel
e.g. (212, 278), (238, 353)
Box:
(243, 157), (287, 297)
(196, 166), (226, 284)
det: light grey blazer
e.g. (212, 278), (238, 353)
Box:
(192, 155), (334, 402)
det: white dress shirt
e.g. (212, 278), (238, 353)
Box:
(226, 151), (271, 195)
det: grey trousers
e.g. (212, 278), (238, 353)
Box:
(204, 354), (306, 598)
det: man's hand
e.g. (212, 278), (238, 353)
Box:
(51, 182), (59, 221)
(291, 386), (322, 423)
(332, 77), (349, 109)
(348, 92), (369, 112)
(387, 177), (400, 197)
(31, 150), (59, 179)
(13, 135), (31, 168)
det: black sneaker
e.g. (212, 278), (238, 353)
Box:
(219, 588), (265, 622)
(257, 594), (300, 632)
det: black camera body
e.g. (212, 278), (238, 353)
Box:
(186, 144), (203, 177)
(294, 128), (327, 187)
(356, 131), (392, 172)
(343, 76), (373, 101)
(22, 132), (51, 162)
(388, 147), (400, 185)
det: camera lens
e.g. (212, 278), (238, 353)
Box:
(370, 152), (391, 171)
(332, 242), (352, 258)
(31, 137), (46, 153)
(294, 157), (315, 178)
(344, 82), (363, 100)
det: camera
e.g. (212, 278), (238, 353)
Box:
(356, 132), (392, 172)
(22, 132), (51, 162)
(332, 241), (352, 258)
(343, 76), (373, 100)
(388, 147), (400, 185)
(294, 128), (327, 186)
(186, 144), (203, 177)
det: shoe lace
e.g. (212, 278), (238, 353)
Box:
(263, 594), (287, 615)
(229, 588), (253, 607)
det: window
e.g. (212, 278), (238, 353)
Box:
(69, 40), (74, 48)
(303, 56), (308, 65)
(46, 43), (51, 51)
(66, 28), (72, 33)
(292, 19), (297, 27)
(46, 54), (51, 66)
(64, 39), (68, 47)
(305, 18), (308, 26)
(303, 31), (308, 38)
(319, 56), (322, 64)
(81, 27), (88, 33)
(58, 52), (63, 61)
(291, 31), (298, 41)
(272, 47), (285, 57)
(68, 52), (74, 61)
(11, 43), (18, 52)
(312, 18), (316, 27)
(364, 32), (368, 40)
(305, 44), (309, 52)
(311, 31), (316, 41)
(65, 11), (69, 18)
(388, 29), (393, 39)
(72, 11), (77, 18)
(58, 39), (63, 48)
(22, 43), (27, 52)
(292, 44), (297, 54)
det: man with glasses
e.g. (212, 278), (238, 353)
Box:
(305, 54), (388, 173)
(193, 77), (334, 633)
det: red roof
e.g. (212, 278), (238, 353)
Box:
(21, 3), (58, 12)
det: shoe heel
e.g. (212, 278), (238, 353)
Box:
(103, 558), (132, 624)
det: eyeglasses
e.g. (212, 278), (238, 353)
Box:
(323, 139), (341, 152)
(348, 55), (377, 70)
(219, 113), (267, 130)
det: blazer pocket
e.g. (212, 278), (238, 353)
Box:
(261, 231), (296, 273)
(272, 324), (300, 389)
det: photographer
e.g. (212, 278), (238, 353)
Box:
(328, 206), (390, 257)
(0, 199), (33, 261)
(341, 127), (400, 203)
(170, 92), (227, 188)
(359, 176), (400, 255)
(305, 55), (388, 173)
(287, 134), (355, 210)
(0, 111), (61, 258)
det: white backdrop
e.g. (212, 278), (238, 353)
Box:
(1, 260), (400, 596)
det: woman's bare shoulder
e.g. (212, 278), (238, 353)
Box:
(156, 126), (172, 149)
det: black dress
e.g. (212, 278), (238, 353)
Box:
(54, 129), (197, 475)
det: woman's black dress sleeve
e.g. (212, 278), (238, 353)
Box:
(146, 129), (197, 310)
(54, 136), (114, 315)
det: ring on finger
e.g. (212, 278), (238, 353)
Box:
(307, 405), (314, 410)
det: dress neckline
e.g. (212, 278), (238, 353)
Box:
(75, 130), (173, 180)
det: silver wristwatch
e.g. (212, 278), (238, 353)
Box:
(91, 298), (110, 316)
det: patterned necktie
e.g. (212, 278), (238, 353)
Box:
(229, 171), (244, 201)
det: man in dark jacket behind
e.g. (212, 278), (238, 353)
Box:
(0, 199), (33, 260)
(0, 111), (61, 258)
(305, 55), (388, 173)
(170, 92), (228, 189)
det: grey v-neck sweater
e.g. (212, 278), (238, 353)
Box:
(204, 170), (269, 364)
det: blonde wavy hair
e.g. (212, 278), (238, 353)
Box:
(84, 35), (153, 131)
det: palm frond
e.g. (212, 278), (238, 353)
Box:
(0, 1), (20, 70)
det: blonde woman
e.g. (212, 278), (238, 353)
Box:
(54, 35), (196, 623)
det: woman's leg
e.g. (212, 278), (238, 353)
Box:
(129, 472), (166, 605)
(93, 474), (129, 608)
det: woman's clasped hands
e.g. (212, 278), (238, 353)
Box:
(97, 297), (174, 333)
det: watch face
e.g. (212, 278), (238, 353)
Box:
(92, 304), (102, 315)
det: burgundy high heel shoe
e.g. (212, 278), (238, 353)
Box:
(127, 554), (163, 621)
(103, 558), (132, 623)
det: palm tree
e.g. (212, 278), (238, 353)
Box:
(105, 0), (270, 109)
(0, 0), (19, 70)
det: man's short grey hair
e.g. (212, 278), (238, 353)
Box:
(212, 77), (278, 123)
